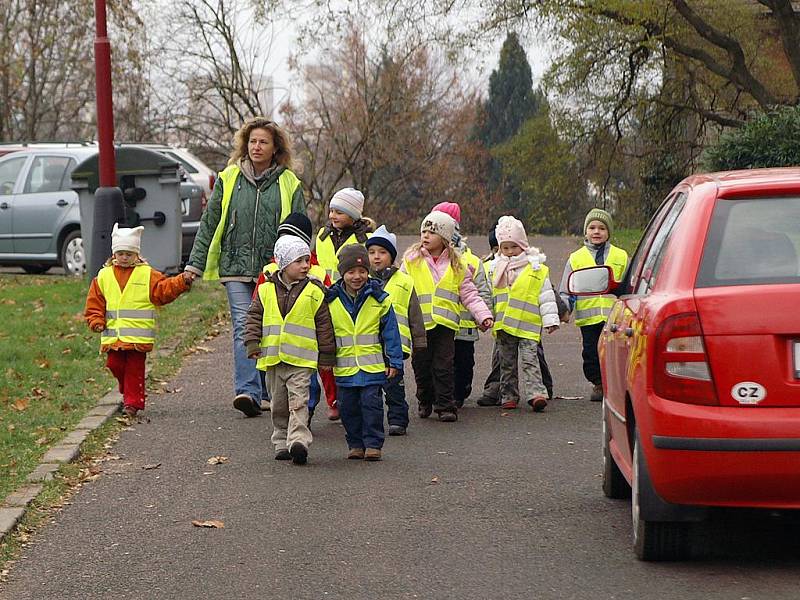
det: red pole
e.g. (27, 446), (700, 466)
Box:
(94, 0), (116, 186)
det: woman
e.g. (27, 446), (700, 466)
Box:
(185, 117), (306, 417)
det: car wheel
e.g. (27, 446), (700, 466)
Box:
(632, 431), (690, 561)
(602, 405), (630, 499)
(60, 230), (85, 277)
(22, 264), (50, 274)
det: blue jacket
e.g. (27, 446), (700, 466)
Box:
(325, 279), (404, 387)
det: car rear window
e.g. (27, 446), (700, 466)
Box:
(163, 151), (198, 173)
(697, 197), (800, 287)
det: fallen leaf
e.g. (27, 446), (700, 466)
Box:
(12, 398), (29, 412)
(202, 471), (214, 475)
(567, 441), (575, 445)
(35, 437), (47, 446)
(31, 387), (47, 398)
(142, 463), (161, 470)
(37, 360), (50, 369)
(206, 456), (228, 465)
(500, 412), (509, 417)
(194, 345), (213, 353)
(61, 348), (72, 355)
(430, 476), (439, 484)
(192, 519), (224, 528)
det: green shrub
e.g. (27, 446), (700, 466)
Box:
(703, 105), (800, 171)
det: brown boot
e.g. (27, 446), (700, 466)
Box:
(364, 448), (382, 461)
(347, 448), (365, 460)
(590, 384), (603, 402)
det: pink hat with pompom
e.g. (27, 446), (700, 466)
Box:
(431, 202), (461, 224)
(495, 216), (529, 250)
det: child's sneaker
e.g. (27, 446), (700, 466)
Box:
(348, 448), (365, 460)
(528, 396), (548, 412)
(122, 405), (139, 418)
(418, 404), (433, 419)
(438, 411), (458, 422)
(477, 395), (500, 407)
(364, 448), (382, 461)
(328, 404), (340, 421)
(388, 425), (407, 436)
(233, 394), (261, 417)
(289, 442), (308, 465)
(590, 384), (603, 402)
(500, 400), (518, 410)
(274, 449), (291, 461)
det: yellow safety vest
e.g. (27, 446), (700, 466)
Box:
(384, 270), (414, 354)
(203, 165), (299, 280)
(459, 248), (483, 332)
(97, 265), (156, 346)
(315, 228), (364, 283)
(263, 261), (326, 282)
(328, 295), (390, 377)
(492, 263), (548, 342)
(570, 245), (628, 327)
(404, 257), (464, 332)
(256, 280), (324, 370)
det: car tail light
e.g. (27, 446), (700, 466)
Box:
(200, 191), (208, 212)
(653, 312), (718, 405)
(208, 174), (216, 192)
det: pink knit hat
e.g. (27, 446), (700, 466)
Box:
(431, 202), (461, 224)
(495, 216), (529, 250)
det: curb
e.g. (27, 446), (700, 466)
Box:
(0, 389), (123, 543)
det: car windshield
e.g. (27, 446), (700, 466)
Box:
(697, 197), (800, 287)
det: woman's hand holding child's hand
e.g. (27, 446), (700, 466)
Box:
(545, 325), (559, 334)
(93, 323), (104, 332)
(385, 367), (398, 379)
(478, 318), (494, 332)
(247, 350), (260, 360)
(182, 271), (194, 286)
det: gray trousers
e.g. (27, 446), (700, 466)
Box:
(267, 363), (313, 451)
(495, 330), (547, 404)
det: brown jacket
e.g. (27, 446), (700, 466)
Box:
(244, 271), (336, 367)
(84, 262), (190, 353)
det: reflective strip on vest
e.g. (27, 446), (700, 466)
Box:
(256, 280), (323, 369)
(404, 257), (464, 332)
(97, 265), (157, 346)
(203, 166), (298, 281)
(328, 295), (389, 377)
(570, 245), (628, 327)
(492, 263), (548, 342)
(384, 270), (414, 354)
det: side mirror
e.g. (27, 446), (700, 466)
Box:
(567, 265), (614, 295)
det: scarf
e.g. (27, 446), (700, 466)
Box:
(493, 248), (545, 289)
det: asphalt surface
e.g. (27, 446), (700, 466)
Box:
(3, 235), (800, 600)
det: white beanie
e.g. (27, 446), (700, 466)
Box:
(111, 223), (144, 254)
(274, 236), (310, 270)
(329, 187), (364, 220)
(420, 211), (456, 246)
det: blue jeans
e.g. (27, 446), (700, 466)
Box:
(309, 372), (321, 411)
(382, 374), (408, 428)
(224, 281), (267, 407)
(338, 385), (385, 449)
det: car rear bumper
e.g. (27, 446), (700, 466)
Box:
(644, 397), (800, 509)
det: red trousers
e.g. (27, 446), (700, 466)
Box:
(320, 367), (337, 407)
(106, 350), (147, 410)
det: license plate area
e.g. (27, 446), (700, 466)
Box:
(794, 341), (800, 379)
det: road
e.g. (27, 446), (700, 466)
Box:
(2, 235), (799, 600)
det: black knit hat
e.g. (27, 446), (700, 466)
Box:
(277, 212), (313, 246)
(488, 224), (498, 249)
(337, 244), (370, 276)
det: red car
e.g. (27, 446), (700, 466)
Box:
(569, 168), (800, 561)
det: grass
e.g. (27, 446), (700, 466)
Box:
(612, 227), (644, 255)
(0, 275), (227, 505)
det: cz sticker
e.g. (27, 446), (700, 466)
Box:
(731, 381), (766, 405)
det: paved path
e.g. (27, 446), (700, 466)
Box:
(3, 236), (800, 599)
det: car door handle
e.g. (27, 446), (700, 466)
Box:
(609, 324), (618, 333)
(624, 327), (634, 337)
(56, 199), (68, 207)
(0, 202), (8, 209)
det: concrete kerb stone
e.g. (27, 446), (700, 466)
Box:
(0, 389), (120, 543)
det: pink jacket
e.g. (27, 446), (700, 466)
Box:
(402, 247), (492, 325)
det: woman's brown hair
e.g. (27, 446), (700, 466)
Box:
(228, 117), (297, 172)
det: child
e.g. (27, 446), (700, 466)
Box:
(430, 202), (492, 408)
(244, 236), (336, 464)
(256, 212), (336, 425)
(559, 208), (628, 402)
(492, 216), (559, 411)
(324, 245), (404, 460)
(314, 187), (371, 285)
(402, 211), (493, 422)
(365, 225), (427, 436)
(84, 224), (192, 418)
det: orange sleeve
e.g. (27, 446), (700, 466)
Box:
(84, 278), (107, 331)
(149, 270), (190, 306)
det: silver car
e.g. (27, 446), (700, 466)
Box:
(0, 145), (205, 275)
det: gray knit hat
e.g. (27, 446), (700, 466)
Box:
(329, 188), (365, 221)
